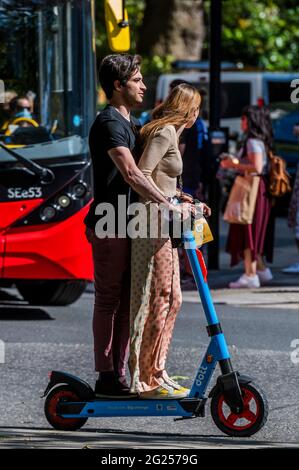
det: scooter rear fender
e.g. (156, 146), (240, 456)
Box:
(42, 370), (95, 400)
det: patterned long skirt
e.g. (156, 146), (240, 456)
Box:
(129, 232), (182, 393)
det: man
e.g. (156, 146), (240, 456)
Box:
(1, 95), (34, 132)
(84, 54), (189, 398)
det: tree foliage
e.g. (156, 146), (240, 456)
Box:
(207, 0), (299, 70)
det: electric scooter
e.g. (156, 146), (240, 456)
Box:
(43, 230), (268, 437)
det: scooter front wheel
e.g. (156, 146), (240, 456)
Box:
(45, 385), (88, 431)
(211, 382), (268, 437)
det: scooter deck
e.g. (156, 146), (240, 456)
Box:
(57, 397), (206, 418)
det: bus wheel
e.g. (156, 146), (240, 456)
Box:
(16, 280), (87, 306)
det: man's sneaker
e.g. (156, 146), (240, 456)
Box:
(161, 371), (190, 394)
(229, 274), (260, 289)
(94, 377), (138, 399)
(257, 267), (273, 283)
(139, 383), (189, 400)
(282, 262), (299, 274)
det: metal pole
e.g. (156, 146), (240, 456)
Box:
(208, 0), (222, 270)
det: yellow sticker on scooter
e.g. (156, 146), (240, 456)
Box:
(104, 0), (131, 52)
(193, 217), (214, 247)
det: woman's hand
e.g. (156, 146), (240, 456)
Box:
(180, 193), (194, 204)
(220, 158), (239, 169)
(176, 190), (194, 204)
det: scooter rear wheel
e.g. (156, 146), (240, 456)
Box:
(45, 385), (88, 431)
(211, 382), (268, 437)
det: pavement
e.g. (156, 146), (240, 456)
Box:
(0, 217), (299, 449)
(196, 216), (299, 289)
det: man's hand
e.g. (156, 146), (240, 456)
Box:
(108, 146), (170, 205)
(171, 201), (195, 220)
(174, 201), (211, 220)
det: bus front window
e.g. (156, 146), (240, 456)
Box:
(0, 1), (84, 146)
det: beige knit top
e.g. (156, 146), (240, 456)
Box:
(138, 124), (182, 199)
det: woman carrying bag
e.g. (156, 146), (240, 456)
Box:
(221, 105), (274, 288)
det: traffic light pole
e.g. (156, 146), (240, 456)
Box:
(207, 0), (222, 270)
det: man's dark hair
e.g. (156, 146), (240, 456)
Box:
(9, 95), (30, 113)
(99, 54), (142, 100)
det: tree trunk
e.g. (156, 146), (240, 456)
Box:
(137, 0), (205, 60)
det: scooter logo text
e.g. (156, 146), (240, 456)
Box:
(195, 366), (208, 387)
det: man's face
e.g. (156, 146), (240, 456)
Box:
(121, 68), (146, 107)
(16, 98), (31, 112)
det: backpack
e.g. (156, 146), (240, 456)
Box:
(267, 150), (292, 198)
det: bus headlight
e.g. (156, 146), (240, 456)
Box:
(72, 182), (87, 198)
(57, 194), (71, 208)
(40, 205), (56, 222)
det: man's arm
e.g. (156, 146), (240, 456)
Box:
(108, 146), (210, 217)
(108, 146), (173, 207)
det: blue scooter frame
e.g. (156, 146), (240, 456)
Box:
(43, 231), (268, 437)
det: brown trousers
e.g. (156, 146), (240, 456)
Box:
(85, 227), (131, 377)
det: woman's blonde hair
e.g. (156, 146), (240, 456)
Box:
(140, 83), (201, 142)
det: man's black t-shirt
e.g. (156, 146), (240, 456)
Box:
(84, 105), (141, 231)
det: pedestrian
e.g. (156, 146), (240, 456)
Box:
(179, 87), (209, 201)
(129, 83), (210, 398)
(220, 105), (274, 288)
(282, 123), (299, 274)
(84, 54), (189, 398)
(177, 84), (209, 286)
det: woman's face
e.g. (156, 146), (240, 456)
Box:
(185, 106), (200, 129)
(241, 115), (249, 132)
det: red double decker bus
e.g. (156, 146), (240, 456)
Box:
(0, 0), (130, 305)
(0, 0), (98, 305)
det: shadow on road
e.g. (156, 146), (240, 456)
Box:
(0, 288), (23, 302)
(0, 426), (297, 449)
(0, 289), (53, 320)
(0, 306), (53, 320)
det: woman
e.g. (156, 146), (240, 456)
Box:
(129, 84), (207, 399)
(221, 105), (274, 288)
